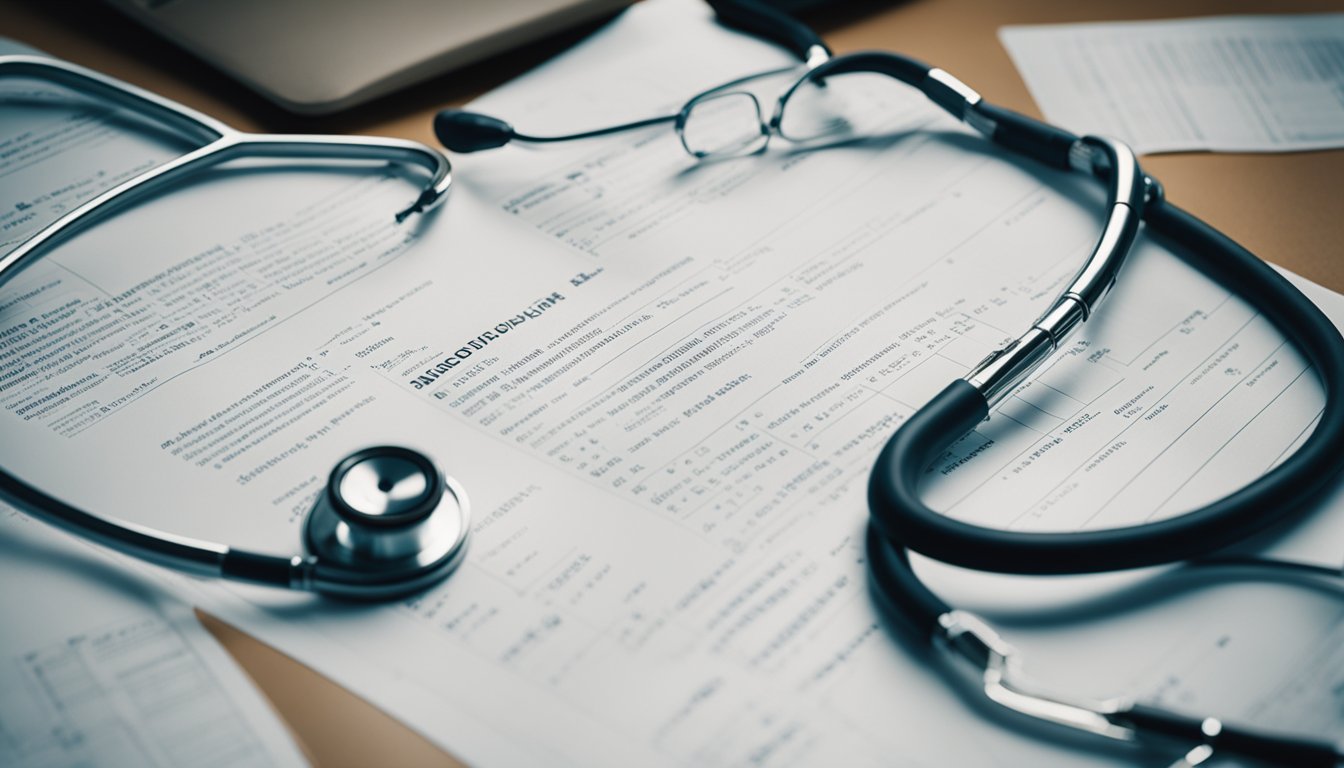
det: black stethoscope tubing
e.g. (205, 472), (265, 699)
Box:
(869, 199), (1344, 584)
(695, 1), (1344, 764)
(435, 1), (1344, 761)
(866, 196), (1344, 767)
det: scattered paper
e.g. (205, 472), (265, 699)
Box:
(0, 511), (308, 768)
(3, 5), (1343, 767)
(1000, 14), (1344, 154)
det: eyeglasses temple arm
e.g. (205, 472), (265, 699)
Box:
(513, 114), (678, 143)
(435, 108), (677, 153)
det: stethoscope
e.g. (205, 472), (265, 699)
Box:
(432, 1), (1344, 764)
(0, 55), (470, 600)
(4, 0), (1344, 761)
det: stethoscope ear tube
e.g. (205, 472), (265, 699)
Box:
(866, 379), (985, 634)
(865, 520), (950, 638)
(869, 198), (1344, 581)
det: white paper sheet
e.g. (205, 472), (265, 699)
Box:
(2, 5), (1342, 766)
(1000, 14), (1344, 154)
(0, 510), (309, 768)
(0, 45), (308, 767)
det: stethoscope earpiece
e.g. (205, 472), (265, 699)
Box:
(303, 446), (470, 599)
(433, 109), (516, 153)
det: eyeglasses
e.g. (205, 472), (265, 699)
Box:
(675, 59), (937, 158)
(434, 39), (936, 160)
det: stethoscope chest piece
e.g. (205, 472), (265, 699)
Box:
(304, 446), (469, 598)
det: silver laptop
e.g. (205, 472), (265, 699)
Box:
(105, 0), (633, 114)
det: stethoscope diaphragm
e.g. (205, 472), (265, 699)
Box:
(303, 446), (470, 599)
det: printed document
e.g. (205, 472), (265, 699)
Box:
(1, 4), (1341, 766)
(0, 511), (307, 767)
(1000, 14), (1344, 154)
(0, 42), (305, 768)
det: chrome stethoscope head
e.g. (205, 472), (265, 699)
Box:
(302, 447), (471, 600)
(0, 55), (467, 600)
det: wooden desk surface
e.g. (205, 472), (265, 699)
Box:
(4, 0), (1341, 765)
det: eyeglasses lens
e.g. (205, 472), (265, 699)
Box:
(680, 91), (768, 158)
